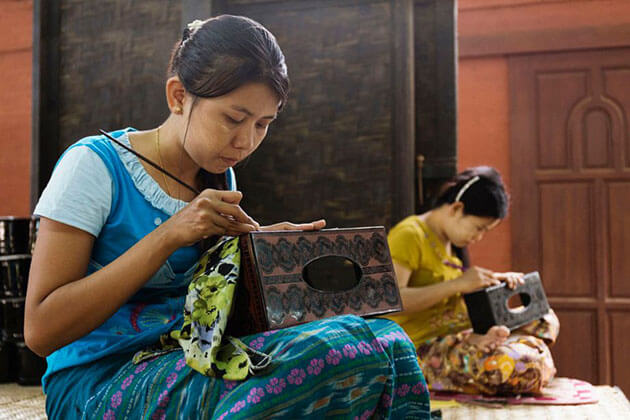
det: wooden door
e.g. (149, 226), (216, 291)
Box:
(510, 48), (630, 393)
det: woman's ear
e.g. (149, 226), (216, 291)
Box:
(165, 76), (186, 114)
(449, 201), (465, 217)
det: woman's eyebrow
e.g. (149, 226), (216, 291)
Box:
(230, 105), (276, 120)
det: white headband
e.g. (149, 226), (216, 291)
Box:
(187, 19), (205, 35)
(181, 20), (205, 48)
(454, 176), (480, 202)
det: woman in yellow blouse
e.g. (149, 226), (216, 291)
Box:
(386, 166), (559, 395)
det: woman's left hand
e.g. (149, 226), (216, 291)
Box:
(259, 219), (326, 231)
(493, 271), (525, 289)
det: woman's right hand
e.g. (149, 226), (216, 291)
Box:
(456, 266), (501, 294)
(162, 189), (259, 247)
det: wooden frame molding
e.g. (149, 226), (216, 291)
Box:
(459, 0), (630, 57)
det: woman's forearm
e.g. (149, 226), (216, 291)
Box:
(397, 278), (464, 314)
(25, 227), (179, 357)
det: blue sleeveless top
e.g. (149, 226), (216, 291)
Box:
(34, 128), (236, 391)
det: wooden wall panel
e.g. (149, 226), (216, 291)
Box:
(610, 312), (630, 394)
(458, 0), (630, 57)
(211, 0), (455, 228)
(582, 110), (613, 169)
(539, 183), (595, 297)
(57, 0), (181, 151)
(35, 0), (456, 229)
(536, 72), (587, 170)
(608, 183), (630, 298)
(511, 48), (630, 390)
(33, 0), (182, 202)
(219, 1), (396, 227)
(552, 310), (599, 384)
(603, 68), (630, 169)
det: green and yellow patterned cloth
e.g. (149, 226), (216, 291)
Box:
(134, 237), (271, 380)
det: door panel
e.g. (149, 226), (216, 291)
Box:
(539, 182), (595, 297)
(536, 71), (587, 170)
(610, 312), (630, 393)
(510, 48), (630, 392)
(553, 310), (599, 384)
(608, 183), (630, 298)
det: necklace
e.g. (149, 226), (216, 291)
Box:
(156, 128), (171, 197)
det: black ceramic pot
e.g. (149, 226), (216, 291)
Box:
(0, 254), (31, 297)
(13, 341), (46, 385)
(0, 340), (15, 383)
(29, 216), (40, 254)
(0, 217), (31, 256)
(0, 296), (25, 341)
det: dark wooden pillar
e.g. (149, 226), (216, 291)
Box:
(392, 0), (416, 224)
(414, 0), (458, 211)
(31, 0), (61, 210)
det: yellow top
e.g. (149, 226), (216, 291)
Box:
(384, 215), (471, 345)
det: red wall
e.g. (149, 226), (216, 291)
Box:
(457, 57), (511, 271)
(0, 0), (32, 217)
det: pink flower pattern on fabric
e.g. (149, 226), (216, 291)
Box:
(224, 380), (238, 390)
(110, 391), (122, 409)
(287, 368), (306, 385)
(103, 410), (115, 420)
(353, 408), (375, 420)
(380, 393), (392, 408)
(249, 336), (265, 350)
(134, 362), (148, 374)
(157, 390), (169, 407)
(342, 344), (358, 359)
(412, 382), (427, 395)
(396, 384), (410, 397)
(121, 374), (134, 390)
(246, 387), (265, 404)
(175, 358), (186, 371)
(357, 341), (373, 355)
(166, 373), (177, 389)
(376, 336), (390, 349)
(307, 358), (324, 376)
(151, 409), (166, 420)
(371, 338), (385, 353)
(229, 400), (246, 413)
(265, 377), (286, 394)
(326, 349), (342, 365)
(263, 330), (278, 336)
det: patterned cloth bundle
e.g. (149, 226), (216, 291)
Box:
(133, 237), (272, 380)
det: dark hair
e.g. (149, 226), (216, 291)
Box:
(167, 15), (289, 190)
(435, 166), (508, 219)
(167, 15), (289, 107)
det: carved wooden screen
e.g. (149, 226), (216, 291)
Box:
(510, 49), (630, 393)
(33, 0), (456, 231)
(213, 0), (456, 228)
(216, 0), (409, 228)
(32, 0), (182, 206)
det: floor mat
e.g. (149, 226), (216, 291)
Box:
(431, 377), (598, 406)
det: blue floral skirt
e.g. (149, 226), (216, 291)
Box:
(45, 315), (430, 419)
